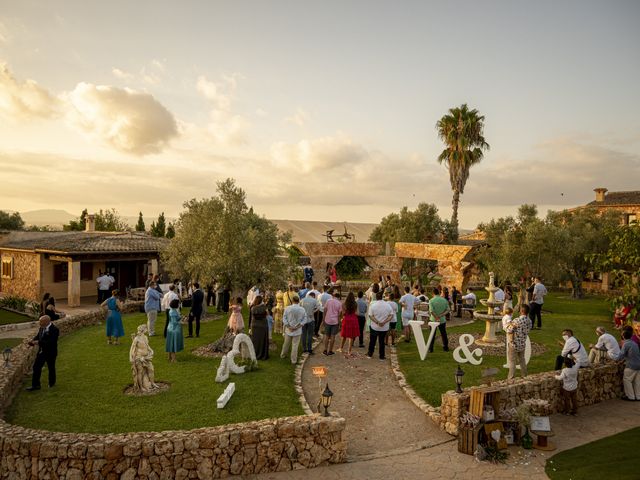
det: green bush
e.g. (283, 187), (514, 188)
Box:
(0, 295), (28, 312)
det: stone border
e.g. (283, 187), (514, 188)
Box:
(295, 336), (325, 415)
(0, 319), (39, 334)
(0, 305), (347, 479)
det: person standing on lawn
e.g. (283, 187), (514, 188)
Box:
(187, 282), (204, 338)
(26, 315), (59, 391)
(529, 277), (547, 329)
(367, 291), (393, 360)
(161, 284), (180, 338)
(165, 299), (184, 363)
(427, 287), (450, 352)
(144, 282), (162, 336)
(505, 304), (531, 379)
(400, 286), (416, 343)
(322, 289), (342, 355)
(614, 327), (640, 400)
(300, 291), (318, 354)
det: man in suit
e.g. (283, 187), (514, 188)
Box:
(27, 315), (59, 391)
(188, 282), (205, 338)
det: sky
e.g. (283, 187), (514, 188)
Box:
(1, 0), (639, 229)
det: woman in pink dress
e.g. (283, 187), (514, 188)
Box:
(227, 297), (244, 333)
(338, 292), (360, 357)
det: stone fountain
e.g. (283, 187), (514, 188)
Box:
(473, 272), (504, 346)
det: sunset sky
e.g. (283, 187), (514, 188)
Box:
(1, 1), (639, 229)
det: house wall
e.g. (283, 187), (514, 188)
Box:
(41, 259), (106, 300)
(0, 250), (40, 301)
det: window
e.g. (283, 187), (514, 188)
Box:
(1, 256), (13, 279)
(627, 214), (638, 226)
(81, 262), (93, 281)
(53, 263), (68, 283)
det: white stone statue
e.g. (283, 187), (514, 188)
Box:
(215, 333), (257, 383)
(129, 324), (159, 393)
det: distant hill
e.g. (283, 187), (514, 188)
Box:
(20, 209), (76, 227)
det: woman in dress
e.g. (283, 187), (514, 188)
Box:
(227, 297), (244, 334)
(165, 298), (184, 362)
(249, 295), (269, 360)
(101, 289), (124, 345)
(338, 292), (360, 357)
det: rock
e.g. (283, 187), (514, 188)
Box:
(121, 467), (137, 480)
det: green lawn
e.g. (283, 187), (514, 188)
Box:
(6, 307), (304, 433)
(546, 427), (640, 479)
(0, 338), (23, 350)
(396, 293), (612, 406)
(0, 308), (33, 325)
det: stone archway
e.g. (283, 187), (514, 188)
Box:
(394, 242), (479, 291)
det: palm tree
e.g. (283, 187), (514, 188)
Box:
(436, 104), (489, 241)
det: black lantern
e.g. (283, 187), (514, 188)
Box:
(321, 383), (334, 417)
(455, 365), (465, 393)
(2, 347), (11, 367)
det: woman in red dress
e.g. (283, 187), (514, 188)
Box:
(338, 292), (360, 357)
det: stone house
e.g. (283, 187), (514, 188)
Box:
(577, 187), (640, 225)
(0, 225), (167, 306)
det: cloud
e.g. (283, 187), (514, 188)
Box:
(196, 74), (250, 146)
(0, 62), (59, 119)
(255, 108), (268, 117)
(112, 60), (165, 85)
(270, 134), (369, 173)
(65, 83), (178, 155)
(112, 68), (134, 81)
(284, 107), (310, 127)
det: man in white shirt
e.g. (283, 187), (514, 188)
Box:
(96, 273), (112, 303)
(161, 285), (180, 338)
(315, 286), (332, 336)
(367, 291), (393, 360)
(529, 277), (548, 329)
(400, 286), (416, 342)
(555, 328), (589, 370)
(494, 287), (505, 314)
(281, 295), (307, 364)
(588, 326), (621, 364)
(461, 289), (477, 306)
(247, 286), (259, 307)
(300, 292), (318, 354)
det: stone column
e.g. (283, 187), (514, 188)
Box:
(150, 259), (159, 276)
(600, 272), (610, 292)
(68, 260), (81, 307)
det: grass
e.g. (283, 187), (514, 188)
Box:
(396, 292), (612, 406)
(545, 427), (640, 479)
(6, 306), (304, 433)
(0, 308), (32, 326)
(0, 338), (23, 350)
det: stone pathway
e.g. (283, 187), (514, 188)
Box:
(298, 334), (452, 460)
(250, 398), (640, 480)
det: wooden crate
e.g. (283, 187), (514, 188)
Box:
(469, 387), (502, 418)
(458, 425), (481, 455)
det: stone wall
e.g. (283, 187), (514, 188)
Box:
(364, 255), (404, 284)
(0, 303), (347, 479)
(0, 414), (345, 479)
(0, 251), (40, 302)
(438, 362), (625, 435)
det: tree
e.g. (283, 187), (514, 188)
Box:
(369, 203), (448, 246)
(590, 223), (640, 319)
(0, 211), (25, 230)
(135, 212), (146, 232)
(163, 178), (290, 292)
(436, 104), (490, 241)
(64, 209), (88, 231)
(64, 208), (128, 232)
(165, 222), (175, 239)
(545, 208), (621, 298)
(150, 212), (166, 237)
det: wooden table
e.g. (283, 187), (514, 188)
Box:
(531, 429), (556, 451)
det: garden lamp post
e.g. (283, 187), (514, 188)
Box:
(455, 365), (465, 393)
(321, 383), (334, 417)
(3, 347), (12, 368)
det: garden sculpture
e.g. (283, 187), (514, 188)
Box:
(129, 324), (159, 393)
(215, 333), (257, 382)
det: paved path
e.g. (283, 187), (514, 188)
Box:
(300, 334), (452, 459)
(250, 398), (640, 480)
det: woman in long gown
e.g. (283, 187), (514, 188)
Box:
(165, 298), (184, 362)
(250, 295), (269, 360)
(102, 290), (125, 345)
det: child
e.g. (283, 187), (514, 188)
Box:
(555, 356), (579, 415)
(227, 297), (244, 334)
(501, 307), (514, 334)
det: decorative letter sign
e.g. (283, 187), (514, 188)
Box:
(453, 334), (483, 365)
(409, 320), (441, 361)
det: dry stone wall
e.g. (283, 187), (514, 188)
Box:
(0, 251), (40, 302)
(0, 303), (347, 479)
(439, 362), (625, 435)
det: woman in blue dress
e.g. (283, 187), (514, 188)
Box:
(101, 290), (124, 345)
(165, 298), (184, 362)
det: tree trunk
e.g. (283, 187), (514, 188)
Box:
(570, 276), (584, 299)
(450, 189), (460, 242)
